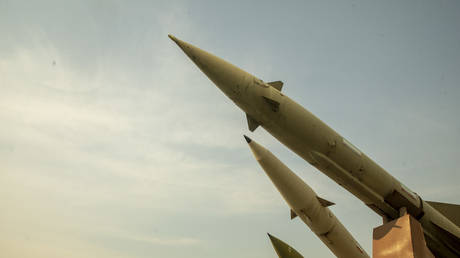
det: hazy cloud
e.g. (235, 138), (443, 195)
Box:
(1, 1), (459, 258)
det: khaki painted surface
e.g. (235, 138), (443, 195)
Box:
(169, 35), (460, 258)
(268, 233), (304, 258)
(248, 138), (369, 258)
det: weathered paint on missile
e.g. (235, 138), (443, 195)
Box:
(246, 136), (369, 258)
(268, 233), (304, 258)
(169, 35), (460, 257)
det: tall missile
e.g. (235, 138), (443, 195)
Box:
(169, 34), (460, 257)
(246, 136), (369, 258)
(268, 233), (304, 258)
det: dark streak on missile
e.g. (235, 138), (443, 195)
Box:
(244, 135), (252, 143)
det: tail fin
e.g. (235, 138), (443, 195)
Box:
(427, 201), (460, 227)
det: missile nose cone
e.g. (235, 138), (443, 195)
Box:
(245, 137), (266, 161)
(267, 232), (274, 241)
(168, 34), (177, 43)
(168, 34), (187, 51)
(268, 233), (304, 258)
(267, 233), (275, 243)
(244, 135), (252, 143)
(169, 34), (254, 101)
(168, 34), (182, 48)
(167, 34), (213, 76)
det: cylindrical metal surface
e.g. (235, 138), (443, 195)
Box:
(247, 137), (369, 258)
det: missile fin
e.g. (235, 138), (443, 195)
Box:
(246, 113), (260, 132)
(263, 96), (280, 112)
(290, 209), (298, 220)
(427, 201), (460, 227)
(317, 196), (335, 207)
(267, 81), (284, 91)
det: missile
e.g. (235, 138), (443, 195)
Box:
(246, 136), (369, 258)
(169, 35), (460, 257)
(267, 233), (304, 258)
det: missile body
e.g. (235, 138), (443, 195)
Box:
(268, 233), (304, 258)
(169, 35), (460, 257)
(247, 137), (369, 258)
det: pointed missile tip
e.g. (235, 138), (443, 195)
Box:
(244, 135), (252, 143)
(168, 34), (179, 43)
(267, 233), (275, 244)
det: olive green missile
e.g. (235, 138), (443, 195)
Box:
(169, 35), (460, 257)
(246, 136), (369, 258)
(267, 233), (304, 258)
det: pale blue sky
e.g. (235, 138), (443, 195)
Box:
(1, 1), (459, 257)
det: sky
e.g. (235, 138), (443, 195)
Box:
(1, 1), (459, 257)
